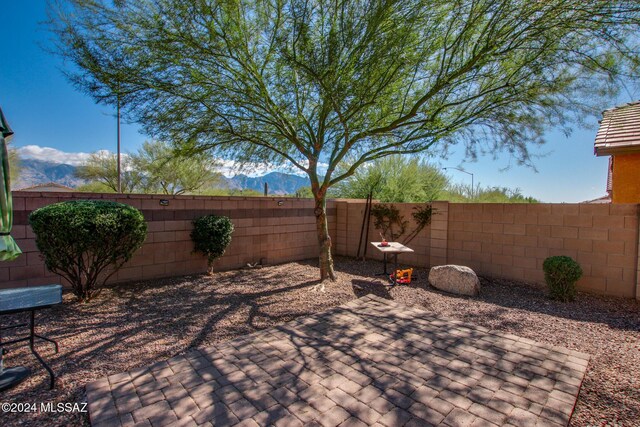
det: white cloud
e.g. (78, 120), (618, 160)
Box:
(16, 144), (326, 177)
(17, 145), (96, 166)
(216, 159), (329, 178)
(216, 158), (313, 178)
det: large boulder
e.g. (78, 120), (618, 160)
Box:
(428, 265), (480, 296)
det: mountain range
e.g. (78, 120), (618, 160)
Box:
(14, 159), (310, 195)
(220, 172), (310, 195)
(14, 159), (86, 190)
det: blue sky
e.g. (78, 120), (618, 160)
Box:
(2, 1), (636, 202)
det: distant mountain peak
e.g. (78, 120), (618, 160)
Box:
(224, 172), (309, 195)
(14, 158), (310, 195)
(14, 158), (86, 190)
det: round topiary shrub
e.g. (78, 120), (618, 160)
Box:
(191, 214), (234, 272)
(542, 255), (583, 302)
(29, 200), (147, 302)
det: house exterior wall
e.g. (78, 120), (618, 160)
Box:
(612, 153), (640, 203)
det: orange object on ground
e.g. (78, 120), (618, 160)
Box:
(390, 268), (413, 284)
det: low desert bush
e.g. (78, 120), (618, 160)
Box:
(542, 255), (583, 302)
(29, 200), (147, 301)
(191, 214), (234, 271)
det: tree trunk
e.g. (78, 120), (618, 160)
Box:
(314, 193), (337, 281)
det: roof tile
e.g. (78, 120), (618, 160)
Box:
(594, 101), (640, 156)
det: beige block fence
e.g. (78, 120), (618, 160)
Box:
(1, 193), (638, 300)
(0, 192), (335, 290)
(333, 200), (639, 299)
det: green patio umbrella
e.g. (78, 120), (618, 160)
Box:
(0, 107), (21, 261)
(0, 107), (28, 392)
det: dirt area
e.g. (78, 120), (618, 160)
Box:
(1, 257), (638, 426)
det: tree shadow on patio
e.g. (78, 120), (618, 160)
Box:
(0, 264), (343, 425)
(3, 257), (638, 427)
(100, 295), (588, 427)
(351, 279), (393, 300)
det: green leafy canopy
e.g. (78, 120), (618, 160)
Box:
(75, 140), (221, 195)
(543, 255), (583, 302)
(51, 0), (640, 280)
(51, 0), (640, 190)
(330, 155), (449, 202)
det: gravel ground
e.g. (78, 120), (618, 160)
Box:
(1, 257), (638, 427)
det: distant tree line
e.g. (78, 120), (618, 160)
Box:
(8, 148), (20, 185)
(76, 140), (221, 195)
(327, 155), (539, 203)
(13, 142), (538, 202)
(77, 146), (538, 202)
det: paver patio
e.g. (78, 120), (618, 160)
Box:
(86, 295), (589, 427)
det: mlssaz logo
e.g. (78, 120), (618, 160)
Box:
(40, 402), (88, 413)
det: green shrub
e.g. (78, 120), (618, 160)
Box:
(542, 256), (583, 302)
(29, 200), (147, 302)
(191, 215), (234, 271)
(370, 204), (408, 241)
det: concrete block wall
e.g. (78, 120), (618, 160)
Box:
(3, 191), (639, 299)
(334, 200), (433, 268)
(334, 200), (639, 299)
(446, 203), (639, 298)
(429, 202), (448, 267)
(0, 192), (336, 289)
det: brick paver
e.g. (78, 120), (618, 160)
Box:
(87, 295), (588, 426)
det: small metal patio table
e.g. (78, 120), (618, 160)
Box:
(0, 284), (62, 390)
(370, 242), (414, 285)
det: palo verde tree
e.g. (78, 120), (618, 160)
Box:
(76, 141), (221, 194)
(133, 140), (221, 195)
(75, 151), (145, 193)
(330, 155), (450, 202)
(51, 1), (640, 282)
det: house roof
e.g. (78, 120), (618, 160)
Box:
(583, 194), (611, 204)
(594, 101), (640, 156)
(17, 182), (75, 192)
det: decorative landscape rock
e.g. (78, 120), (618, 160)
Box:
(429, 264), (480, 296)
